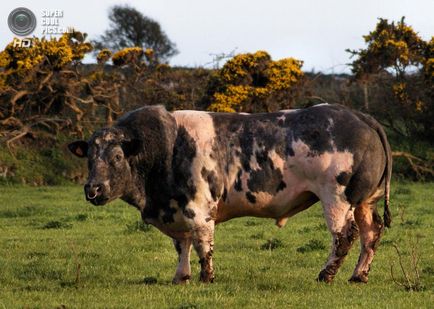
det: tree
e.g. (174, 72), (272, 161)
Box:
(347, 17), (433, 140)
(93, 5), (178, 62)
(347, 17), (426, 79)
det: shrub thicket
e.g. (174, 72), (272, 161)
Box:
(0, 17), (432, 184)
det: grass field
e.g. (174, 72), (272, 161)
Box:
(0, 182), (433, 308)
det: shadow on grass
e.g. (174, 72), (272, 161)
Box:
(296, 239), (326, 253)
(298, 223), (327, 234)
(125, 221), (153, 234)
(256, 282), (284, 291)
(17, 261), (64, 281)
(0, 205), (44, 218)
(260, 238), (284, 250)
(42, 220), (72, 229)
(113, 276), (170, 287)
(74, 214), (88, 222)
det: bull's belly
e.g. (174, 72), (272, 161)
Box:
(215, 181), (315, 223)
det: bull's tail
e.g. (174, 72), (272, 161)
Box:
(376, 123), (392, 228)
(354, 110), (392, 228)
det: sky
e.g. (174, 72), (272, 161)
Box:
(1, 0), (433, 73)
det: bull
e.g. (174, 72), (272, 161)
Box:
(68, 104), (392, 284)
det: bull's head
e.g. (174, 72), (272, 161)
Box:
(68, 128), (141, 206)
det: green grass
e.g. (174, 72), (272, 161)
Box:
(0, 135), (87, 186)
(0, 182), (433, 308)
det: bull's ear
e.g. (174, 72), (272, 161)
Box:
(68, 140), (88, 158)
(121, 139), (142, 157)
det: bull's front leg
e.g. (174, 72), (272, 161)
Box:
(172, 238), (192, 284)
(192, 221), (215, 283)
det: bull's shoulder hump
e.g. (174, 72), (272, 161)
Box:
(117, 105), (170, 127)
(172, 110), (214, 127)
(172, 111), (216, 145)
(208, 110), (290, 123)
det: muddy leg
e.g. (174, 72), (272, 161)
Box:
(172, 238), (192, 284)
(349, 203), (384, 283)
(192, 222), (215, 283)
(318, 203), (359, 283)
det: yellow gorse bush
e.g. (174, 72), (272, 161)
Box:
(0, 40), (44, 72)
(425, 58), (434, 78)
(349, 17), (427, 77)
(392, 82), (408, 101)
(423, 37), (434, 80)
(67, 31), (93, 61)
(144, 48), (154, 60)
(0, 31), (92, 84)
(112, 47), (144, 66)
(96, 48), (112, 64)
(348, 17), (433, 138)
(208, 51), (303, 113)
(266, 58), (303, 91)
(220, 50), (271, 83)
(105, 47), (156, 66)
(212, 85), (251, 113)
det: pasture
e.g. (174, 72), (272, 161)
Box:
(0, 182), (433, 308)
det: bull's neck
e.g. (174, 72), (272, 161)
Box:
(121, 173), (146, 210)
(117, 110), (178, 211)
(121, 156), (174, 212)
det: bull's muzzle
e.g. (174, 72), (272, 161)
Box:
(84, 183), (108, 205)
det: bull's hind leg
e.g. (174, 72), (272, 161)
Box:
(349, 201), (384, 283)
(318, 199), (359, 283)
(172, 238), (192, 284)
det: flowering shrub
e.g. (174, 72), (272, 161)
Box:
(0, 32), (92, 71)
(144, 48), (154, 61)
(207, 51), (303, 112)
(112, 47), (144, 66)
(211, 85), (250, 113)
(392, 82), (408, 102)
(347, 17), (433, 141)
(96, 48), (112, 64)
(348, 17), (426, 78)
(0, 31), (92, 88)
(423, 37), (434, 81)
(110, 46), (157, 68)
(0, 31), (95, 138)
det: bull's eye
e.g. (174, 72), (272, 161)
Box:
(114, 154), (122, 162)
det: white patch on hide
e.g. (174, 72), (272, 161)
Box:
(172, 111), (218, 216)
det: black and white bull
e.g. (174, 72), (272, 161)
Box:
(68, 103), (392, 284)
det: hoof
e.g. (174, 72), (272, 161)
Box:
(349, 275), (368, 283)
(172, 275), (191, 285)
(317, 269), (334, 283)
(199, 272), (215, 283)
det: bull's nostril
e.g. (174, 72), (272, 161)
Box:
(87, 192), (97, 199)
(85, 183), (103, 200)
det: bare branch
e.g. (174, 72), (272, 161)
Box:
(392, 151), (434, 177)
